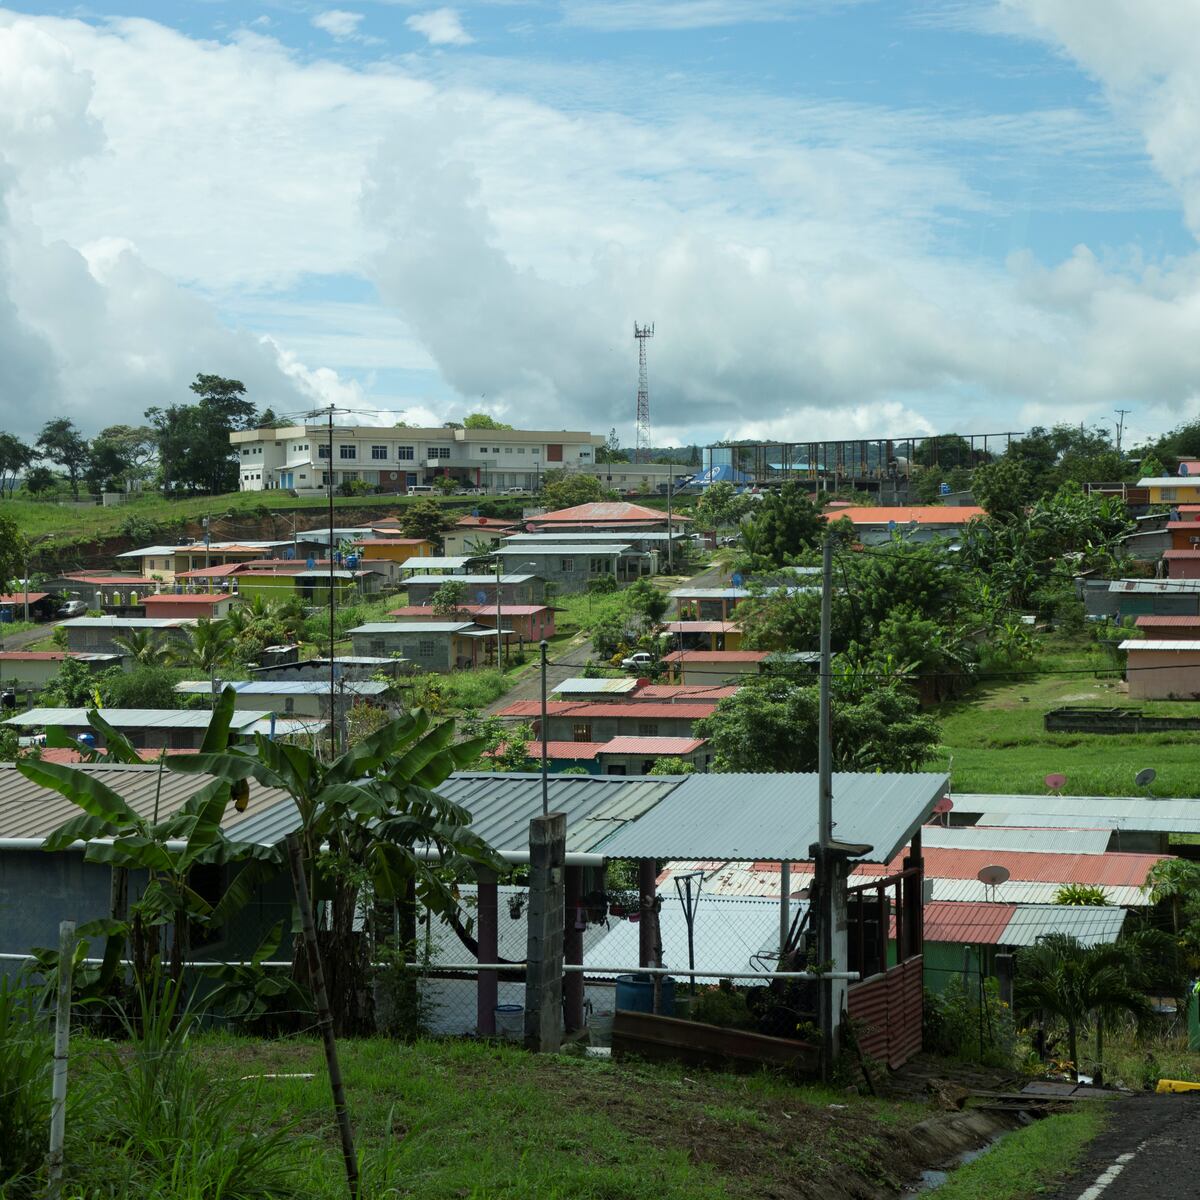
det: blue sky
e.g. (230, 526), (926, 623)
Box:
(2, 1), (1200, 448)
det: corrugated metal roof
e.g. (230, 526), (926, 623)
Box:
(636, 685), (740, 700)
(1134, 615), (1200, 627)
(0, 762), (292, 840)
(0, 593), (48, 604)
(4, 708), (274, 730)
(1108, 579), (1200, 593)
(349, 622), (475, 634)
(921, 902), (1016, 945)
(664, 621), (737, 633)
(596, 772), (948, 863)
(533, 502), (679, 523)
(998, 905), (1128, 947)
(403, 574), (538, 586)
(437, 773), (683, 855)
(1120, 640), (1200, 651)
(664, 651), (769, 663)
(490, 741), (606, 761)
(551, 678), (639, 696)
(60, 616), (197, 629)
(885, 846), (1162, 887)
(956, 793), (1200, 833)
(1164, 550), (1200, 559)
(823, 506), (985, 525)
(495, 544), (632, 555)
(921, 825), (1112, 855)
(599, 736), (706, 755)
(396, 557), (470, 570)
(173, 680), (388, 696)
(1138, 476), (1200, 486)
(505, 531), (685, 543)
(587, 893), (792, 980)
(498, 701), (717, 719)
(142, 594), (227, 606)
(924, 878), (1148, 906)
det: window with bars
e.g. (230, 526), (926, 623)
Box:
(418, 639), (436, 657)
(397, 446), (414, 460)
(339, 444), (357, 460)
(637, 723), (659, 737)
(371, 445), (387, 460)
(572, 723), (592, 742)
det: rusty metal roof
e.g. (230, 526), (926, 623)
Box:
(919, 901), (1016, 945)
(885, 845), (1163, 887)
(599, 737), (706, 756)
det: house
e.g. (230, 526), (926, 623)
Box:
(404, 574), (545, 607)
(504, 530), (689, 556)
(350, 538), (437, 582)
(491, 735), (710, 775)
(116, 541), (295, 582)
(1104, 579), (1200, 620)
(235, 569), (383, 605)
(1133, 616), (1200, 639)
(140, 593), (236, 620)
(1167, 521), (1200, 551)
(526, 501), (687, 534)
(59, 616), (197, 656)
(3, 708), (326, 750)
(250, 655), (410, 682)
(551, 677), (641, 702)
(173, 679), (392, 718)
(664, 620), (743, 650)
(0, 651), (123, 692)
(547, 678), (739, 703)
(1138, 476), (1200, 505)
(497, 699), (718, 742)
(443, 516), (520, 558)
(229, 421), (603, 494)
(493, 542), (652, 590)
(348, 622), (511, 671)
(822, 506), (985, 545)
(664, 649), (818, 685)
(1120, 639), (1200, 700)
(40, 573), (146, 598)
(669, 586), (753, 621)
(0, 593), (56, 623)
(1163, 550), (1200, 579)
(462, 605), (556, 642)
(396, 556), (473, 577)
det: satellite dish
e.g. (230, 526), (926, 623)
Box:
(933, 796), (954, 815)
(977, 865), (1010, 887)
(1181, 464), (1190, 476)
(1135, 767), (1157, 788)
(1044, 772), (1067, 794)
(476, 591), (488, 605)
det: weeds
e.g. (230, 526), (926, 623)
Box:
(0, 980), (52, 1196)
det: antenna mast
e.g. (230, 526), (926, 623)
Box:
(634, 322), (654, 464)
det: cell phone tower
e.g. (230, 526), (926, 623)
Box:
(634, 322), (654, 463)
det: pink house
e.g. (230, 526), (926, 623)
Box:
(140, 593), (235, 620)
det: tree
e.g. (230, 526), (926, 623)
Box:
(748, 483), (824, 566)
(101, 665), (181, 710)
(1015, 934), (1151, 1082)
(695, 481), (747, 531)
(86, 424), (157, 491)
(913, 433), (977, 470)
(1143, 859), (1200, 935)
(37, 418), (89, 498)
(695, 675), (939, 774)
(0, 512), (28, 588)
(539, 470), (612, 510)
(0, 433), (34, 499)
(972, 458), (1032, 519)
(596, 428), (629, 464)
(625, 577), (669, 625)
(112, 629), (174, 668)
(433, 475), (458, 496)
(431, 579), (468, 617)
(400, 498), (450, 549)
(147, 373), (258, 494)
(169, 617), (235, 674)
(23, 466), (58, 495)
(256, 408), (290, 429)
(462, 413), (513, 430)
(42, 657), (102, 708)
(648, 756), (695, 776)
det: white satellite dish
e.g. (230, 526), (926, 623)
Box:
(977, 865), (1010, 900)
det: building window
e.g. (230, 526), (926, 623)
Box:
(532, 448), (540, 455)
(517, 447), (526, 454)
(284, 698), (295, 714)
(637, 723), (659, 737)
(321, 472), (331, 486)
(492, 447), (501, 454)
(318, 444), (330, 459)
(572, 722), (592, 742)
(505, 447), (513, 454)
(242, 448), (250, 457)
(430, 447), (451, 459)
(371, 445), (387, 460)
(479, 446), (488, 454)
(339, 444), (357, 460)
(580, 450), (592, 459)
(418, 639), (436, 657)
(1162, 487), (1178, 501)
(397, 445), (414, 460)
(341, 471), (358, 483)
(560, 559), (574, 571)
(589, 558), (606, 573)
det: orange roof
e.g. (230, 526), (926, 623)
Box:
(0, 593), (49, 604)
(824, 506), (985, 526)
(533, 501), (689, 524)
(487, 741), (605, 761)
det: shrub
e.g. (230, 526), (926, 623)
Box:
(0, 980), (51, 1196)
(1054, 883), (1111, 906)
(923, 977), (1016, 1067)
(691, 980), (755, 1030)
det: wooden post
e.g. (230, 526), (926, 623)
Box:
(286, 834), (359, 1200)
(476, 867), (499, 1036)
(47, 920), (74, 1200)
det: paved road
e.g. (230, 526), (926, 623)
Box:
(0, 622), (53, 651)
(1046, 1094), (1200, 1200)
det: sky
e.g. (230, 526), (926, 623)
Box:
(2, 1), (1200, 450)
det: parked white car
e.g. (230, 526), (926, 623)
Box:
(620, 651), (654, 671)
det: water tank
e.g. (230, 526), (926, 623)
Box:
(615, 973), (675, 1016)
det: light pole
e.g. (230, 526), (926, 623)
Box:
(272, 511), (299, 560)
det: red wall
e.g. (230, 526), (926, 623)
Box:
(846, 956), (924, 1069)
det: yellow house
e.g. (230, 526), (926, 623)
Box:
(351, 538), (436, 585)
(1139, 476), (1200, 505)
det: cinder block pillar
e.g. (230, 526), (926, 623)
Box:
(524, 812), (566, 1053)
(638, 859), (658, 969)
(476, 867), (498, 1036)
(564, 865), (585, 1033)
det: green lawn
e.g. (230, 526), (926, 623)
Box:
(64, 1035), (931, 1200)
(926, 633), (1200, 797)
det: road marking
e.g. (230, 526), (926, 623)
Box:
(1076, 1142), (1149, 1200)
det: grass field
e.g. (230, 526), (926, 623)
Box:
(60, 1034), (933, 1200)
(926, 632), (1200, 797)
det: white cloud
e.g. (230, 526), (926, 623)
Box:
(405, 8), (474, 46)
(561, 1), (825, 33)
(312, 10), (366, 41)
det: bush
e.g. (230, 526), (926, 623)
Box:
(691, 980), (755, 1030)
(0, 980), (51, 1196)
(923, 977), (1015, 1067)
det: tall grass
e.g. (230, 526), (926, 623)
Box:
(0, 979), (52, 1197)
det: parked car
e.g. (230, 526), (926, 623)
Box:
(58, 600), (87, 617)
(458, 487), (488, 496)
(504, 487), (526, 495)
(620, 651), (654, 672)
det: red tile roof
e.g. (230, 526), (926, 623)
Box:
(824, 506), (986, 526)
(663, 650), (768, 663)
(599, 736), (706, 755)
(497, 700), (718, 719)
(0, 593), (49, 605)
(532, 501), (689, 524)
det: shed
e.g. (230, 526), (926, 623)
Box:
(173, 679), (391, 718)
(0, 593), (55, 622)
(348, 622), (512, 671)
(1119, 639), (1200, 700)
(0, 652), (122, 691)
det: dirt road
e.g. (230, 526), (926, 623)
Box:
(1047, 1093), (1200, 1199)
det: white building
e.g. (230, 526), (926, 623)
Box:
(230, 423), (604, 494)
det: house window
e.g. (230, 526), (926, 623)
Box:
(560, 559), (574, 571)
(572, 722), (592, 742)
(371, 445), (387, 460)
(532, 448), (540, 455)
(371, 639), (385, 656)
(638, 723), (659, 737)
(242, 448), (250, 457)
(589, 558), (606, 573)
(318, 444), (330, 459)
(299, 474), (307, 480)
(342, 471), (358, 483)
(479, 446), (488, 454)
(430, 447), (451, 459)
(505, 447), (513, 454)
(517, 447), (526, 454)
(1162, 487), (1178, 501)
(492, 447), (501, 454)
(418, 639), (436, 657)
(339, 444), (357, 460)
(284, 698), (295, 714)
(397, 445), (414, 460)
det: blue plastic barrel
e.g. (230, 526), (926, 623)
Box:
(615, 973), (675, 1016)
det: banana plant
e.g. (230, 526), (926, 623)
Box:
(19, 687), (282, 994)
(167, 707), (504, 1033)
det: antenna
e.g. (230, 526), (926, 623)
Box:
(977, 864), (1010, 901)
(1044, 772), (1067, 795)
(634, 322), (654, 464)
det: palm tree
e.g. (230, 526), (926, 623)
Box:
(169, 617), (234, 673)
(112, 628), (172, 668)
(1016, 934), (1151, 1082)
(1143, 859), (1200, 935)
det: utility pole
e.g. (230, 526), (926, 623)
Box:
(1115, 408), (1132, 455)
(666, 473), (674, 574)
(495, 552), (503, 670)
(816, 536), (835, 1080)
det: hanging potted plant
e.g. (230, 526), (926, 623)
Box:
(605, 887), (639, 921)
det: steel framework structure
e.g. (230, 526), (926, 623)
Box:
(634, 322), (654, 464)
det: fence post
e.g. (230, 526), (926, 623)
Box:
(286, 834), (359, 1200)
(47, 919), (75, 1200)
(524, 812), (565, 1053)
